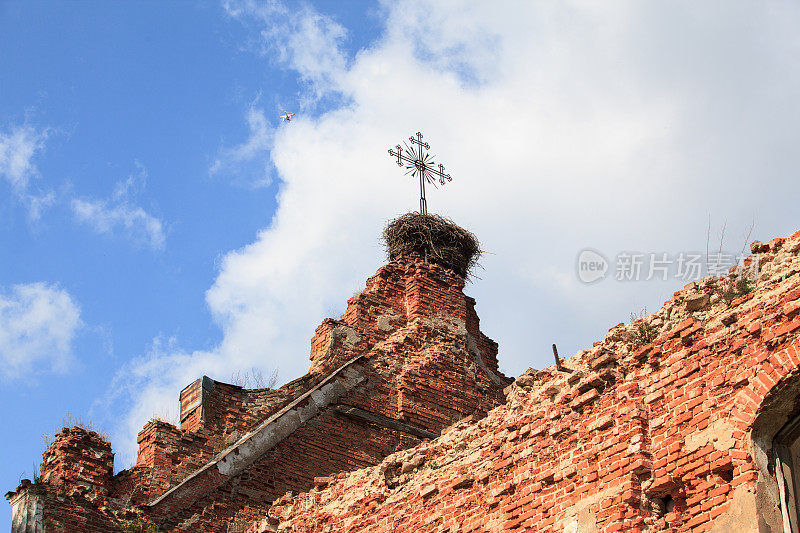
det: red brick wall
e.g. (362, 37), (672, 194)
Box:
(130, 420), (218, 502)
(148, 256), (510, 530)
(10, 253), (509, 532)
(40, 427), (113, 503)
(19, 233), (800, 532)
(178, 376), (209, 432)
(29, 428), (152, 532)
(264, 231), (800, 532)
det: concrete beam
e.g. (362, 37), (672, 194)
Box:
(148, 355), (366, 518)
(333, 405), (438, 440)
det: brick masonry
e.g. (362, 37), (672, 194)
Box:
(255, 231), (800, 532)
(8, 231), (800, 532)
(6, 252), (511, 532)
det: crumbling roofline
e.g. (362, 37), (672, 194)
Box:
(147, 353), (367, 515)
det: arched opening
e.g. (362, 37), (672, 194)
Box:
(749, 368), (800, 532)
(775, 413), (800, 531)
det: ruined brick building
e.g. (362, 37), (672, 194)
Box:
(8, 224), (800, 532)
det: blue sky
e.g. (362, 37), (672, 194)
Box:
(0, 0), (382, 519)
(3, 1), (800, 525)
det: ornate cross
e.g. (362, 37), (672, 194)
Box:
(388, 132), (452, 215)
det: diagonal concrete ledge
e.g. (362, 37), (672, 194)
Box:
(333, 405), (438, 440)
(148, 354), (367, 517)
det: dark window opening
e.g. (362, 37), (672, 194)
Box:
(651, 494), (676, 518)
(717, 467), (734, 484)
(774, 413), (800, 532)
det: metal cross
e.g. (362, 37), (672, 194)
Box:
(388, 132), (451, 215)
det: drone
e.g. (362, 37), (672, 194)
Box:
(279, 110), (295, 122)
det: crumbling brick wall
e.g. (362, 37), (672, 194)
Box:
(261, 231), (800, 532)
(6, 428), (142, 533)
(7, 253), (510, 532)
(146, 257), (510, 530)
(179, 375), (317, 438)
(40, 427), (114, 503)
(12, 230), (800, 532)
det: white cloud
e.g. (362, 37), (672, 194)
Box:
(110, 0), (800, 461)
(72, 199), (166, 250)
(0, 282), (82, 380)
(210, 104), (274, 187)
(0, 125), (45, 191)
(223, 0), (348, 105)
(71, 163), (166, 250)
(0, 124), (55, 219)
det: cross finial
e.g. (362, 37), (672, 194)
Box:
(388, 132), (451, 215)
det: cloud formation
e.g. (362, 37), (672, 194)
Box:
(110, 0), (800, 462)
(223, 0), (347, 105)
(210, 104), (274, 187)
(0, 124), (55, 220)
(71, 163), (166, 250)
(0, 282), (82, 380)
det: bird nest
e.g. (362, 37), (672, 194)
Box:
(382, 213), (482, 278)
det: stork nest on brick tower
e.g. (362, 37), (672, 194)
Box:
(382, 213), (482, 279)
(385, 131), (481, 278)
